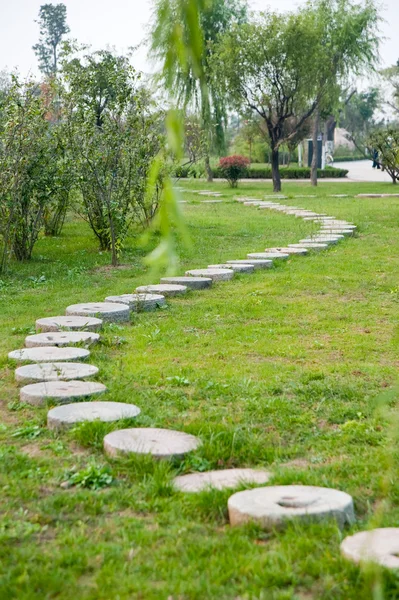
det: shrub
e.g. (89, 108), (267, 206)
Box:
(211, 166), (348, 179)
(367, 129), (399, 184)
(218, 155), (250, 187)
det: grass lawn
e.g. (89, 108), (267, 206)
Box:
(2, 179), (399, 599)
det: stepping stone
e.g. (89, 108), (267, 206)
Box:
(105, 294), (166, 311)
(258, 204), (285, 209)
(329, 194), (349, 198)
(300, 238), (336, 246)
(185, 268), (234, 282)
(66, 302), (130, 322)
(341, 528), (399, 569)
(244, 201), (264, 206)
(15, 362), (99, 384)
(8, 347), (90, 363)
(309, 234), (345, 241)
(303, 216), (335, 222)
(283, 210), (316, 216)
(247, 252), (289, 260)
(289, 243), (328, 251)
(104, 427), (201, 459)
(201, 200), (223, 204)
(263, 195), (287, 199)
(20, 380), (107, 406)
(319, 229), (354, 236)
(265, 247), (308, 256)
(174, 468), (272, 492)
(356, 194), (399, 198)
(160, 276), (212, 290)
(228, 485), (354, 530)
(36, 316), (102, 333)
(47, 401), (141, 430)
(321, 222), (356, 229)
(294, 195), (317, 198)
(25, 331), (100, 348)
(208, 263), (254, 273)
(226, 259), (273, 270)
(135, 284), (187, 297)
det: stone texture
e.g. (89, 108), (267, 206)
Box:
(135, 284), (187, 297)
(319, 229), (354, 236)
(105, 294), (166, 311)
(247, 252), (289, 260)
(226, 259), (273, 270)
(289, 243), (328, 251)
(303, 216), (335, 222)
(104, 427), (201, 459)
(25, 331), (100, 348)
(341, 528), (399, 569)
(20, 380), (107, 406)
(208, 263), (254, 273)
(185, 268), (234, 282)
(36, 316), (102, 333)
(201, 200), (223, 204)
(15, 362), (99, 384)
(160, 276), (212, 290)
(174, 468), (272, 492)
(228, 485), (355, 529)
(8, 346), (90, 363)
(309, 234), (345, 241)
(66, 302), (130, 322)
(265, 247), (308, 256)
(48, 401), (141, 430)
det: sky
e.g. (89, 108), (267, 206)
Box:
(0, 0), (397, 78)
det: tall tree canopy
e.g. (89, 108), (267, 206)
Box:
(33, 3), (70, 75)
(150, 0), (248, 180)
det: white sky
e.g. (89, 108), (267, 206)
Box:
(0, 0), (397, 78)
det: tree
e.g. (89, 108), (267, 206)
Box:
(150, 0), (247, 181)
(33, 4), (69, 76)
(61, 51), (165, 266)
(381, 63), (399, 115)
(367, 129), (399, 184)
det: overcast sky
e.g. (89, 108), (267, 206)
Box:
(1, 0), (397, 78)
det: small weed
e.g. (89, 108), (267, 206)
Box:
(166, 375), (191, 386)
(27, 275), (47, 287)
(11, 425), (43, 440)
(63, 463), (114, 490)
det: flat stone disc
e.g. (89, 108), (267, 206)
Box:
(185, 268), (234, 282)
(289, 243), (328, 251)
(105, 294), (166, 311)
(309, 235), (344, 242)
(66, 302), (130, 322)
(265, 247), (308, 256)
(47, 401), (141, 430)
(174, 468), (272, 492)
(226, 259), (272, 270)
(15, 362), (99, 384)
(247, 252), (289, 260)
(104, 427), (201, 459)
(319, 229), (354, 236)
(36, 316), (102, 333)
(160, 277), (212, 290)
(228, 485), (354, 530)
(201, 200), (223, 204)
(135, 284), (187, 297)
(341, 528), (399, 569)
(300, 238), (336, 246)
(303, 216), (335, 222)
(208, 263), (254, 273)
(25, 331), (100, 348)
(20, 380), (107, 406)
(8, 347), (90, 363)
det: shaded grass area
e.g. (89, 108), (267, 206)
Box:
(1, 180), (399, 598)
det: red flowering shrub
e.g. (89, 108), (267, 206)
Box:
(218, 155), (250, 187)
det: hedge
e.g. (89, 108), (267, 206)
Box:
(333, 156), (368, 163)
(174, 165), (348, 179)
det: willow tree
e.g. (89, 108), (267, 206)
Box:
(150, 0), (247, 181)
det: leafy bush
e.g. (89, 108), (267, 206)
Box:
(63, 463), (113, 490)
(218, 155), (250, 187)
(212, 166), (348, 179)
(367, 128), (399, 184)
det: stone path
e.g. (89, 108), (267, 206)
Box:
(7, 193), (363, 554)
(341, 528), (399, 569)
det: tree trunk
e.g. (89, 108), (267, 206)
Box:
(205, 154), (213, 183)
(271, 148), (281, 192)
(311, 108), (320, 187)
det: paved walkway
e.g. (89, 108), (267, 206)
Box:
(336, 160), (392, 183)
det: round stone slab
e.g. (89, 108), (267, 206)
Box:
(20, 380), (107, 406)
(226, 259), (273, 270)
(341, 529), (399, 569)
(25, 331), (100, 348)
(309, 235), (344, 242)
(8, 347), (90, 363)
(265, 247), (308, 256)
(208, 263), (254, 273)
(15, 362), (99, 384)
(135, 284), (187, 297)
(160, 276), (212, 290)
(105, 294), (166, 311)
(319, 229), (354, 236)
(36, 315), (102, 333)
(47, 401), (141, 430)
(289, 243), (328, 251)
(228, 485), (354, 530)
(174, 468), (272, 493)
(104, 427), (201, 459)
(185, 268), (234, 282)
(300, 238), (336, 246)
(247, 252), (289, 260)
(66, 302), (130, 322)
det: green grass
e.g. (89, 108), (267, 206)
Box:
(2, 179), (399, 599)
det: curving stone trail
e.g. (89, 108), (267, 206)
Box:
(104, 427), (201, 459)
(174, 468), (272, 492)
(20, 380), (107, 405)
(185, 268), (234, 282)
(47, 401), (141, 430)
(104, 294), (166, 311)
(25, 331), (99, 348)
(161, 276), (212, 290)
(135, 284), (187, 297)
(15, 362), (99, 384)
(8, 346), (90, 363)
(66, 302), (130, 322)
(36, 315), (102, 333)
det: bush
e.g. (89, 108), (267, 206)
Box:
(211, 166), (348, 179)
(218, 155), (250, 187)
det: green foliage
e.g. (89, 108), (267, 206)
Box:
(218, 155), (249, 187)
(63, 463), (114, 490)
(33, 3), (70, 75)
(61, 50), (165, 265)
(367, 128), (399, 184)
(175, 164), (348, 179)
